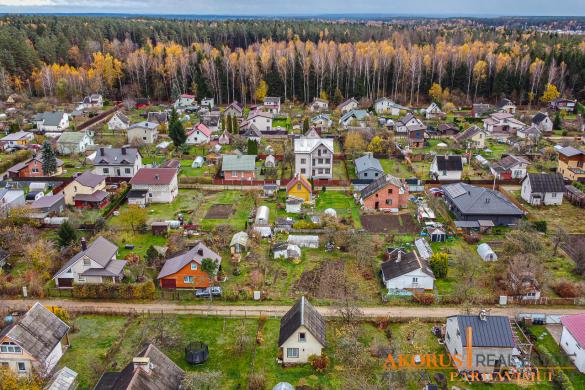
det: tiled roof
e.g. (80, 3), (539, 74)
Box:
(129, 168), (178, 185)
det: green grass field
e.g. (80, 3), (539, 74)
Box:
(315, 191), (361, 228)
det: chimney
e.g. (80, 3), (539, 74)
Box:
(132, 357), (152, 374)
(100, 147), (104, 156)
(197, 248), (204, 256)
(396, 251), (402, 263)
(479, 310), (488, 321)
(81, 237), (87, 251)
(122, 147), (127, 155)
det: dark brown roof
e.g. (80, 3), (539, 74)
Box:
(129, 168), (178, 185)
(523, 173), (566, 193)
(381, 249), (434, 281)
(279, 296), (326, 347)
(74, 171), (106, 188)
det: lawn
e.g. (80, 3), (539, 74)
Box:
(196, 190), (255, 231)
(315, 191), (361, 228)
(379, 158), (412, 178)
(332, 160), (349, 181)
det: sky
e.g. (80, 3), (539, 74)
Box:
(0, 0), (584, 16)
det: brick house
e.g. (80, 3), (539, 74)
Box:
(8, 155), (64, 178)
(359, 174), (409, 211)
(221, 154), (256, 180)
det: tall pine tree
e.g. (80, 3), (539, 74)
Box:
(168, 108), (186, 147)
(41, 141), (57, 176)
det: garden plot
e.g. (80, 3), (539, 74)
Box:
(204, 204), (234, 219)
(360, 213), (419, 234)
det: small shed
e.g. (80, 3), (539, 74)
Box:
(414, 238), (433, 260)
(477, 243), (497, 261)
(286, 197), (303, 214)
(151, 221), (169, 236)
(255, 205), (270, 225)
(288, 235), (319, 248)
(265, 155), (276, 168)
(429, 228), (447, 242)
(263, 184), (278, 197)
(192, 156), (205, 168)
(273, 243), (301, 260)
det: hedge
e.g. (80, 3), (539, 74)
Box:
(72, 280), (156, 299)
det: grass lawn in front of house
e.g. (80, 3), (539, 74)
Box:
(315, 191), (362, 228)
(196, 190), (255, 231)
(514, 191), (585, 234)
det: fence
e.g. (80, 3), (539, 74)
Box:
(76, 103), (123, 131)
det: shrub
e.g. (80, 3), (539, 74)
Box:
(247, 372), (266, 390)
(72, 280), (156, 299)
(463, 234), (480, 244)
(554, 369), (575, 390)
(429, 253), (448, 279)
(413, 292), (435, 305)
(308, 352), (330, 373)
(552, 281), (582, 298)
(532, 220), (547, 233)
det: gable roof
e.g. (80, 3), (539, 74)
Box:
(340, 109), (369, 123)
(54, 236), (118, 278)
(532, 112), (549, 125)
(293, 137), (334, 154)
(74, 170), (106, 188)
(35, 112), (67, 126)
(57, 131), (91, 144)
(111, 111), (130, 125)
(264, 97), (281, 104)
(355, 153), (383, 174)
(279, 296), (326, 347)
(360, 174), (404, 200)
(524, 173), (566, 193)
(434, 155), (463, 171)
(157, 242), (221, 279)
(451, 315), (515, 348)
(129, 168), (178, 186)
(226, 101), (244, 112)
(558, 146), (584, 158)
(0, 302), (69, 363)
(31, 194), (64, 209)
(338, 98), (358, 109)
(188, 123), (211, 137)
(221, 154), (256, 171)
(561, 313), (585, 348)
(93, 147), (141, 166)
(492, 155), (529, 172)
(129, 121), (159, 131)
(1, 131), (33, 142)
(381, 249), (434, 281)
(286, 174), (312, 193)
(454, 125), (483, 142)
(146, 112), (168, 124)
(443, 183), (524, 217)
(496, 98), (515, 108)
(96, 344), (184, 390)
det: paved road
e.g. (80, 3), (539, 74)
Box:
(3, 299), (584, 319)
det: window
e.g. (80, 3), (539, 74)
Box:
(1, 342), (22, 353)
(412, 277), (418, 283)
(287, 348), (299, 358)
(297, 184), (301, 191)
(375, 173), (379, 177)
(78, 276), (86, 282)
(387, 189), (393, 194)
(364, 173), (368, 177)
(300, 158), (306, 164)
(184, 276), (194, 283)
(325, 158), (331, 164)
(191, 263), (197, 271)
(74, 186), (77, 192)
(17, 362), (26, 372)
(31, 168), (39, 173)
(301, 169), (306, 174)
(83, 258), (91, 266)
(318, 159), (323, 164)
(125, 168), (131, 174)
(385, 199), (393, 205)
(103, 168), (109, 174)
(325, 168), (330, 174)
(299, 332), (306, 342)
(232, 171), (238, 177)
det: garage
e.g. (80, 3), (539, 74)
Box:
(57, 278), (73, 288)
(161, 278), (176, 289)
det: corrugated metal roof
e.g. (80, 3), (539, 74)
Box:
(454, 315), (515, 348)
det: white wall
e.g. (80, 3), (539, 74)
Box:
(281, 325), (323, 363)
(385, 269), (434, 290)
(561, 326), (585, 373)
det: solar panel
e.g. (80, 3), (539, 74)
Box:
(446, 183), (467, 198)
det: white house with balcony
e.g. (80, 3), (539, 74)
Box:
(294, 134), (334, 179)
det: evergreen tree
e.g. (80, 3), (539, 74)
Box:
(303, 117), (310, 132)
(247, 139), (258, 155)
(333, 87), (344, 106)
(40, 141), (57, 176)
(57, 221), (77, 248)
(226, 114), (233, 133)
(168, 108), (186, 147)
(232, 116), (239, 134)
(554, 111), (562, 130)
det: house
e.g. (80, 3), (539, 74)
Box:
(354, 152), (384, 181)
(433, 123), (459, 137)
(294, 135), (334, 179)
(146, 111), (168, 126)
(76, 94), (103, 110)
(94, 344), (184, 390)
(532, 112), (553, 134)
(173, 93), (196, 109)
(381, 248), (435, 291)
(430, 155), (463, 181)
(516, 125), (541, 141)
(310, 98), (329, 112)
(107, 111), (130, 131)
(453, 126), (486, 149)
(200, 97), (215, 109)
(477, 243), (497, 261)
(521, 173), (565, 206)
(359, 174), (409, 211)
(8, 155), (64, 178)
(52, 236), (126, 288)
(92, 147), (143, 178)
(557, 146), (585, 181)
(496, 98), (516, 114)
(339, 109), (369, 128)
(224, 101), (244, 117)
(444, 313), (516, 373)
(56, 131), (94, 155)
(33, 112), (69, 136)
(472, 103), (494, 118)
(395, 113), (425, 134)
(157, 243), (221, 289)
(425, 102), (444, 119)
(0, 189), (25, 216)
(263, 97), (281, 114)
(550, 98), (577, 113)
(61, 170), (107, 208)
(337, 98), (358, 114)
(559, 313), (585, 373)
(408, 128), (425, 148)
(221, 154), (256, 180)
(230, 232), (249, 258)
(311, 114), (332, 129)
(218, 130), (231, 145)
(442, 183), (525, 226)
(186, 123), (212, 145)
(279, 296), (326, 364)
(127, 121), (159, 145)
(128, 168), (179, 205)
(242, 126), (263, 142)
(483, 112), (526, 136)
(490, 155), (530, 180)
(288, 235), (319, 248)
(0, 131), (34, 149)
(241, 110), (273, 132)
(286, 174), (312, 203)
(273, 242), (301, 260)
(0, 302), (69, 376)
(375, 98), (409, 116)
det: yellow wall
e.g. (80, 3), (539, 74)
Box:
(287, 183), (311, 203)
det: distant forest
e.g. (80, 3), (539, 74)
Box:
(0, 15), (584, 106)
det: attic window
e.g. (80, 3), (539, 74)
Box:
(298, 332), (306, 342)
(191, 263), (197, 271)
(1, 342), (22, 353)
(83, 258), (90, 266)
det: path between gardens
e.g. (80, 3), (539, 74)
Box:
(3, 299), (584, 319)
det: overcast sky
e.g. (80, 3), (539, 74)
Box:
(0, 0), (584, 16)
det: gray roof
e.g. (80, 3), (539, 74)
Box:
(74, 170), (106, 188)
(95, 344), (184, 390)
(532, 112), (548, 124)
(112, 111), (130, 125)
(0, 302), (69, 363)
(452, 315), (515, 348)
(54, 236), (118, 278)
(31, 194), (64, 209)
(35, 111), (67, 126)
(454, 126), (483, 142)
(81, 259), (127, 277)
(147, 112), (168, 124)
(157, 242), (221, 279)
(360, 174), (404, 200)
(354, 153), (383, 174)
(221, 154), (256, 171)
(73, 190), (108, 203)
(443, 183), (524, 217)
(129, 121), (159, 130)
(434, 155), (463, 172)
(45, 367), (78, 390)
(523, 173), (566, 193)
(57, 131), (91, 144)
(264, 97), (281, 104)
(279, 296), (326, 347)
(93, 148), (141, 166)
(1, 131), (32, 141)
(559, 146), (584, 158)
(381, 249), (434, 281)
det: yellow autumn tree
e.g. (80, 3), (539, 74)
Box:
(89, 52), (123, 91)
(541, 84), (560, 103)
(344, 131), (367, 156)
(428, 83), (443, 103)
(367, 136), (386, 155)
(254, 79), (268, 102)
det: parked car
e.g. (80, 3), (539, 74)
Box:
(195, 287), (222, 298)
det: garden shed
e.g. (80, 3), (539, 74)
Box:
(192, 156), (205, 168)
(429, 228), (447, 242)
(265, 155), (276, 168)
(230, 232), (249, 254)
(477, 243), (497, 261)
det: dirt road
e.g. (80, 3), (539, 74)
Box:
(2, 299), (583, 319)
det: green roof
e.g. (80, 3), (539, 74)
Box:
(222, 154), (256, 171)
